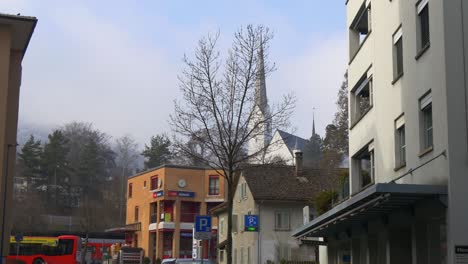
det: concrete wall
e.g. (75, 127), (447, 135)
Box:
(442, 0), (468, 262)
(347, 0), (449, 194)
(346, 0), (468, 262)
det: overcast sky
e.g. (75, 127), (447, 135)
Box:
(3, 0), (347, 146)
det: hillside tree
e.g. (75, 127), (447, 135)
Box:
(42, 129), (71, 210)
(18, 135), (43, 192)
(115, 135), (139, 223)
(142, 134), (173, 169)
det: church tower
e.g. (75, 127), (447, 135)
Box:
(247, 43), (272, 161)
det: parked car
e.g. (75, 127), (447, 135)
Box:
(161, 259), (213, 264)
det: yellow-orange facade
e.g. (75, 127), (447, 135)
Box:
(126, 165), (226, 261)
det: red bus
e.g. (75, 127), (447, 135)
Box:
(8, 235), (81, 264)
(83, 238), (124, 263)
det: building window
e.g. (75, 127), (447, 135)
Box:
(209, 175), (220, 195)
(349, 2), (371, 59)
(351, 69), (373, 124)
(417, 0), (430, 53)
(353, 142), (375, 189)
(275, 211), (290, 231)
(134, 206), (139, 222)
(240, 247), (244, 264)
(241, 183), (247, 199)
(150, 176), (158, 190)
(220, 218), (225, 235)
(220, 250), (225, 262)
(128, 183), (133, 198)
(395, 115), (406, 168)
(238, 182), (247, 201)
(143, 181), (146, 188)
(420, 92), (433, 151)
(393, 26), (403, 80)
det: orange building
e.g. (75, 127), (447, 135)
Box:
(125, 164), (225, 261)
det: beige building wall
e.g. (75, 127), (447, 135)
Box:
(346, 0), (468, 262)
(347, 0), (448, 193)
(232, 175), (315, 263)
(0, 15), (36, 258)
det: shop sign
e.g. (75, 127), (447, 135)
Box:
(167, 190), (195, 198)
(152, 190), (163, 198)
(456, 246), (468, 264)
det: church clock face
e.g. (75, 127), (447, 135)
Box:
(178, 179), (187, 188)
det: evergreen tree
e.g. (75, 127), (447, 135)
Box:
(78, 138), (102, 192)
(42, 130), (70, 187)
(42, 130), (71, 210)
(321, 124), (343, 169)
(142, 134), (172, 169)
(303, 133), (323, 167)
(18, 135), (43, 191)
(332, 71), (349, 154)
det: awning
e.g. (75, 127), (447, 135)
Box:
(105, 222), (142, 233)
(292, 183), (447, 238)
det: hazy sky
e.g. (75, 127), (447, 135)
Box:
(3, 0), (347, 146)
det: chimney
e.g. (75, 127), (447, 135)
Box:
(294, 150), (303, 177)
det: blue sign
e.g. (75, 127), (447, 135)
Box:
(152, 190), (164, 198)
(14, 234), (23, 242)
(180, 232), (193, 238)
(244, 215), (259, 232)
(195, 215), (212, 232)
(178, 191), (195, 198)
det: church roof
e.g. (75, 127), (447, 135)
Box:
(276, 130), (309, 154)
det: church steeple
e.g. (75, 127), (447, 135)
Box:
(248, 40), (272, 161)
(312, 108), (316, 137)
(255, 42), (268, 112)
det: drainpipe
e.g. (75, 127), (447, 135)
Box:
(257, 202), (262, 264)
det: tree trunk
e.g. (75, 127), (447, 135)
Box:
(226, 170), (235, 264)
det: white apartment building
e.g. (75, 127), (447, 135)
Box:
(293, 0), (468, 263)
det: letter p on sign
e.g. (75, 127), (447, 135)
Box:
(195, 215), (212, 232)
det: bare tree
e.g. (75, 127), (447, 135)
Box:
(170, 25), (295, 264)
(115, 135), (139, 224)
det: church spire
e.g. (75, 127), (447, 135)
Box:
(255, 41), (268, 112)
(312, 108), (316, 137)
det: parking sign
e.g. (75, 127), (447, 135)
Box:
(194, 215), (212, 240)
(244, 215), (259, 232)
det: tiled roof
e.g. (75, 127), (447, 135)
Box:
(242, 165), (341, 202)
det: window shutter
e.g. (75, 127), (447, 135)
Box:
(420, 92), (432, 109)
(395, 114), (405, 129)
(393, 27), (403, 44)
(417, 0), (429, 14)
